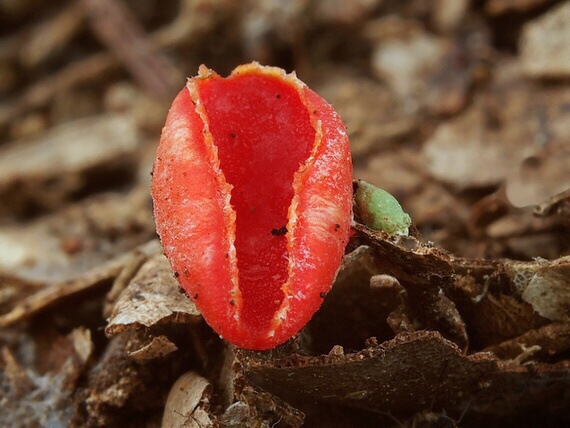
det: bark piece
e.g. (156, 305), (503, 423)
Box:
(485, 322), (570, 360)
(241, 331), (570, 420)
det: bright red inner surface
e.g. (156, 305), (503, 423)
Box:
(199, 73), (314, 330)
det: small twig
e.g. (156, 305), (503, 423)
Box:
(20, 1), (85, 68)
(82, 0), (180, 97)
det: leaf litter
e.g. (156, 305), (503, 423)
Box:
(0, 1), (569, 426)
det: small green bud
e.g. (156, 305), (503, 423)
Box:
(355, 180), (412, 236)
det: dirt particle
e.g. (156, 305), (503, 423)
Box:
(271, 226), (288, 236)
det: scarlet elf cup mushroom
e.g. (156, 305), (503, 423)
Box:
(152, 63), (353, 350)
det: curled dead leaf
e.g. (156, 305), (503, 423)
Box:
(127, 335), (178, 361)
(507, 257), (570, 322)
(162, 371), (214, 428)
(105, 253), (201, 337)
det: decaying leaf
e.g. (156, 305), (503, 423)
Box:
(507, 257), (570, 322)
(0, 240), (160, 328)
(534, 188), (570, 219)
(423, 59), (570, 205)
(105, 253), (201, 337)
(239, 383), (305, 428)
(520, 2), (570, 79)
(0, 187), (154, 283)
(315, 71), (418, 158)
(0, 327), (94, 427)
(305, 245), (399, 353)
(352, 222), (570, 354)
(0, 114), (139, 216)
(128, 335), (178, 361)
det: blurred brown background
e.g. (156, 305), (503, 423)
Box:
(1, 0), (568, 258)
(0, 1), (569, 427)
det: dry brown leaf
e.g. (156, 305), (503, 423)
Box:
(0, 114), (139, 216)
(520, 2), (570, 78)
(0, 188), (154, 283)
(315, 70), (417, 159)
(305, 246), (399, 353)
(534, 188), (570, 219)
(0, 240), (160, 328)
(352, 223), (569, 350)
(106, 253), (201, 337)
(367, 15), (485, 117)
(423, 59), (570, 204)
(370, 18), (450, 107)
(312, 0), (382, 25)
(507, 257), (570, 322)
(0, 327), (94, 427)
(128, 335), (178, 361)
(19, 1), (85, 69)
(431, 0), (469, 33)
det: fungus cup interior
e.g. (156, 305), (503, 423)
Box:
(198, 73), (314, 331)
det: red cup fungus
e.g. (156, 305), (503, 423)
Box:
(151, 63), (353, 350)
